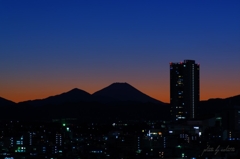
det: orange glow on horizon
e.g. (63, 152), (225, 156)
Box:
(0, 70), (239, 104)
(1, 82), (239, 104)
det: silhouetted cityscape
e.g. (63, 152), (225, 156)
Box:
(0, 60), (240, 159)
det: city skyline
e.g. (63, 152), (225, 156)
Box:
(1, 1), (240, 103)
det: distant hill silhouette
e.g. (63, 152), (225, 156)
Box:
(0, 97), (16, 106)
(19, 88), (92, 106)
(198, 95), (240, 117)
(92, 82), (164, 104)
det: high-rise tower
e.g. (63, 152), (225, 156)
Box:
(170, 60), (200, 121)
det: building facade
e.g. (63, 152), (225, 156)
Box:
(170, 60), (200, 121)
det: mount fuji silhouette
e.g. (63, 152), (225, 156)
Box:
(92, 82), (163, 104)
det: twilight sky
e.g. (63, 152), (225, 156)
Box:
(0, 0), (240, 103)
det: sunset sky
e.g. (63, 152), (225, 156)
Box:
(0, 0), (239, 103)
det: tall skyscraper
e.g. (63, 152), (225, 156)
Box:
(170, 60), (200, 121)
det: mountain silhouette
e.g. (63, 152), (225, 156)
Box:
(20, 88), (91, 106)
(18, 83), (164, 106)
(92, 82), (163, 104)
(198, 95), (240, 117)
(3, 83), (167, 121)
(0, 97), (16, 106)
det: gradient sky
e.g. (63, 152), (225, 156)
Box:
(0, 0), (240, 103)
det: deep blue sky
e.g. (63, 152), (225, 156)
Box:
(0, 0), (240, 102)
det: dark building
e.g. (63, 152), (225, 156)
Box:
(222, 105), (240, 131)
(170, 60), (200, 121)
